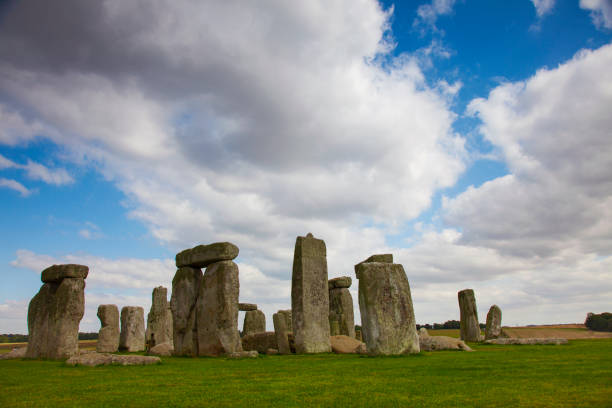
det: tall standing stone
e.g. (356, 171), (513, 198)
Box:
(291, 233), (331, 354)
(146, 286), (173, 349)
(170, 266), (202, 356)
(196, 260), (242, 356)
(328, 277), (355, 338)
(273, 312), (291, 354)
(355, 257), (419, 355)
(458, 289), (483, 342)
(120, 306), (145, 352)
(243, 310), (266, 336)
(26, 264), (87, 359)
(485, 304), (502, 340)
(97, 304), (119, 353)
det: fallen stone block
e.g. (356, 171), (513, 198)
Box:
(485, 338), (568, 345)
(241, 331), (278, 353)
(149, 342), (174, 356)
(226, 350), (259, 359)
(330, 335), (366, 354)
(419, 335), (473, 351)
(66, 352), (161, 367)
(0, 347), (26, 360)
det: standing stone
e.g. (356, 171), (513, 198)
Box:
(485, 304), (502, 340)
(176, 242), (239, 268)
(26, 264), (87, 359)
(120, 306), (145, 352)
(96, 304), (119, 353)
(243, 310), (266, 336)
(328, 277), (355, 338)
(273, 312), (291, 354)
(291, 233), (331, 353)
(170, 266), (202, 356)
(458, 289), (483, 342)
(355, 258), (419, 355)
(146, 286), (173, 349)
(196, 260), (242, 356)
(278, 309), (292, 332)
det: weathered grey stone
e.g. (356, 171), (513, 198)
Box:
(239, 303), (257, 311)
(196, 260), (242, 356)
(41, 264), (89, 283)
(267, 348), (279, 355)
(146, 286), (173, 349)
(96, 304), (119, 353)
(149, 342), (173, 356)
(485, 305), (502, 340)
(330, 335), (366, 354)
(418, 327), (430, 337)
(226, 350), (258, 358)
(360, 254), (393, 264)
(355, 261), (419, 355)
(243, 310), (266, 336)
(485, 338), (568, 345)
(170, 266), (202, 356)
(241, 332), (277, 353)
(328, 276), (352, 289)
(291, 233), (331, 353)
(66, 352), (161, 367)
(329, 287), (355, 338)
(273, 312), (291, 354)
(0, 347), (26, 360)
(419, 335), (473, 351)
(26, 273), (86, 360)
(458, 289), (483, 342)
(176, 242), (239, 268)
(119, 306), (145, 352)
(278, 309), (292, 332)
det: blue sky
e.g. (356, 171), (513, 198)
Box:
(1, 0), (611, 333)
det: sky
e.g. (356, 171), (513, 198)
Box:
(1, 0), (611, 333)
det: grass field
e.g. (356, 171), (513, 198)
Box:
(1, 339), (611, 407)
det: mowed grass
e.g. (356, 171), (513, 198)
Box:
(1, 340), (611, 407)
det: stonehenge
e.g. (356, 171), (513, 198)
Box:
(328, 276), (355, 338)
(120, 306), (145, 352)
(170, 242), (242, 356)
(241, 332), (278, 353)
(26, 264), (87, 359)
(458, 289), (483, 342)
(146, 286), (173, 349)
(291, 233), (331, 353)
(355, 255), (420, 355)
(485, 305), (502, 340)
(97, 304), (120, 353)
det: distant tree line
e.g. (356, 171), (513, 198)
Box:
(415, 320), (486, 330)
(0, 332), (98, 343)
(585, 313), (612, 332)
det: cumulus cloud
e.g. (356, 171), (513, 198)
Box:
(580, 0), (612, 29)
(0, 1), (466, 273)
(454, 44), (612, 258)
(531, 0), (556, 17)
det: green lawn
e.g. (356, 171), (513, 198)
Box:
(1, 339), (611, 407)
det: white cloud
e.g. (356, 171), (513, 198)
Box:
(414, 0), (458, 31)
(0, 177), (32, 196)
(531, 0), (556, 17)
(580, 0), (612, 29)
(22, 160), (73, 185)
(0, 1), (466, 269)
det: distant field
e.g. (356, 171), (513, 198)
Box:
(1, 339), (611, 407)
(502, 325), (612, 339)
(0, 340), (97, 353)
